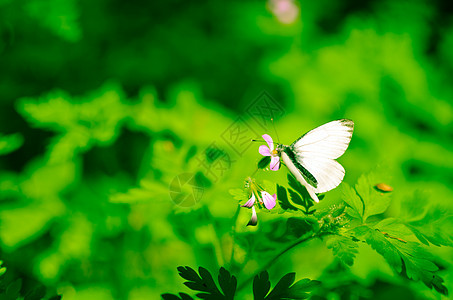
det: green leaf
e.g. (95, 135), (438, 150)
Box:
(266, 273), (296, 299)
(218, 267), (237, 300)
(284, 278), (321, 298)
(341, 183), (363, 220)
(325, 235), (359, 266)
(399, 191), (453, 246)
(287, 189), (304, 206)
(161, 293), (194, 300)
(176, 266), (235, 300)
(375, 218), (414, 241)
(355, 174), (391, 221)
(229, 189), (249, 202)
(263, 272), (321, 300)
(353, 225), (448, 295)
(258, 156), (271, 169)
(287, 174), (312, 202)
(253, 271), (271, 300)
(276, 185), (297, 211)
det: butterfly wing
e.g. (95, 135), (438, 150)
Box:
(291, 119), (354, 193)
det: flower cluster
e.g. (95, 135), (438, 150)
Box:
(235, 134), (282, 226)
(242, 177), (277, 226)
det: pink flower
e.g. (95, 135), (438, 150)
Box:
(242, 193), (256, 208)
(259, 134), (281, 171)
(261, 191), (277, 209)
(241, 190), (277, 226)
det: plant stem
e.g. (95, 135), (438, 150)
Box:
(237, 233), (318, 291)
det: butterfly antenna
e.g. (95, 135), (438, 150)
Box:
(271, 118), (281, 143)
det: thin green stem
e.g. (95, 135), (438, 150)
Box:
(237, 233), (321, 291)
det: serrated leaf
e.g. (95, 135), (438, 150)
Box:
(341, 183), (363, 220)
(266, 272), (295, 299)
(258, 272), (320, 300)
(276, 185), (298, 211)
(352, 225), (448, 295)
(399, 191), (453, 247)
(287, 174), (312, 202)
(176, 266), (232, 299)
(375, 218), (414, 241)
(353, 225), (403, 272)
(287, 189), (304, 206)
(325, 235), (358, 266)
(285, 278), (321, 298)
(355, 174), (391, 221)
(178, 266), (202, 282)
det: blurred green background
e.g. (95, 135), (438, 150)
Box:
(0, 0), (452, 299)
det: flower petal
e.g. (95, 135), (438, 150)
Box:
(261, 191), (276, 210)
(270, 156), (281, 171)
(259, 145), (271, 156)
(247, 206), (258, 226)
(262, 134), (274, 151)
(242, 193), (256, 208)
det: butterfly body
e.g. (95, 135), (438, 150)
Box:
(274, 119), (354, 202)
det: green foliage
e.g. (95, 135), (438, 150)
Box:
(276, 184), (297, 211)
(335, 173), (450, 295)
(353, 225), (447, 295)
(341, 174), (391, 222)
(399, 191), (453, 247)
(254, 271), (320, 300)
(1, 1), (453, 298)
(324, 235), (358, 266)
(229, 189), (249, 204)
(164, 266), (236, 300)
(274, 174), (317, 214)
(163, 267), (319, 300)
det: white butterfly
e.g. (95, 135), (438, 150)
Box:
(259, 119), (354, 203)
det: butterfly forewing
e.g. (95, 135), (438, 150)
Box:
(290, 119), (354, 193)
